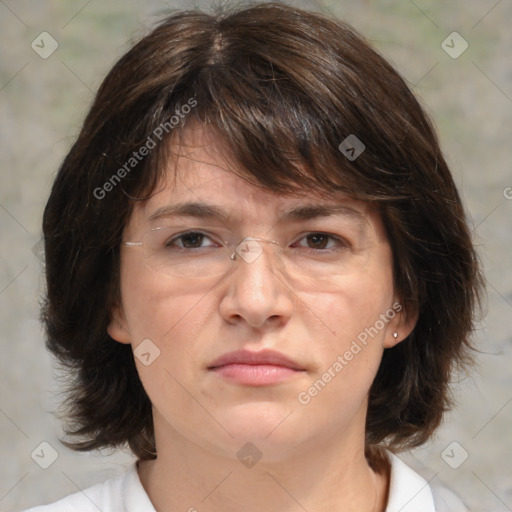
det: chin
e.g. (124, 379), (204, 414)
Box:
(218, 403), (307, 446)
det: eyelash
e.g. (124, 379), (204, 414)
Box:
(166, 231), (350, 251)
(292, 232), (349, 251)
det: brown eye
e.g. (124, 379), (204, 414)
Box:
(179, 232), (205, 248)
(306, 233), (330, 249)
(292, 232), (349, 252)
(165, 231), (216, 250)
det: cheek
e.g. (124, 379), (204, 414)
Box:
(297, 254), (395, 398)
(120, 268), (218, 419)
(345, 248), (395, 329)
(119, 262), (221, 392)
(294, 280), (393, 426)
(120, 257), (211, 340)
(303, 269), (395, 344)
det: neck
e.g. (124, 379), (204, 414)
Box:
(138, 414), (389, 512)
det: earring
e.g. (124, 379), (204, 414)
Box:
(393, 332), (398, 339)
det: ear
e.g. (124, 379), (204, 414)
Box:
(383, 299), (418, 349)
(107, 303), (132, 344)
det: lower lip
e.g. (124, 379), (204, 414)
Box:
(210, 364), (302, 386)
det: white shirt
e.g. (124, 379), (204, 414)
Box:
(23, 452), (468, 512)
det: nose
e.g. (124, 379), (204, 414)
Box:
(219, 238), (294, 329)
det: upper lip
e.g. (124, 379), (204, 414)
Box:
(208, 349), (305, 371)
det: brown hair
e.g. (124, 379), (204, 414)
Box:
(42, 2), (483, 462)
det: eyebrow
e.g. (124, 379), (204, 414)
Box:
(279, 204), (366, 224)
(148, 202), (229, 223)
(147, 201), (367, 225)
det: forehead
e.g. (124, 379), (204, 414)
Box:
(133, 163), (369, 228)
(125, 127), (383, 236)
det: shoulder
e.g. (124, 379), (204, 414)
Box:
(21, 463), (155, 512)
(430, 481), (470, 512)
(21, 470), (125, 512)
(385, 452), (469, 512)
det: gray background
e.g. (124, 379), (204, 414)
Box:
(1, 1), (511, 511)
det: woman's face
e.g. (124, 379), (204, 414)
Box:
(108, 130), (411, 463)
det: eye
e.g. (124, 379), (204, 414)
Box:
(292, 232), (348, 251)
(166, 231), (218, 250)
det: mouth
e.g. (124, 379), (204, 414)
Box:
(207, 349), (306, 386)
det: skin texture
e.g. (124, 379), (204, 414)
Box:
(108, 128), (417, 512)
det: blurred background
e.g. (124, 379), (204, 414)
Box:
(1, 1), (511, 511)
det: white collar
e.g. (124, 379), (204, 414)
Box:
(123, 453), (438, 512)
(123, 462), (156, 511)
(385, 452), (436, 511)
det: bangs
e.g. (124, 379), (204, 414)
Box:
(132, 72), (354, 202)
(117, 6), (420, 205)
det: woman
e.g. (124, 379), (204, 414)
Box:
(26, 3), (482, 511)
